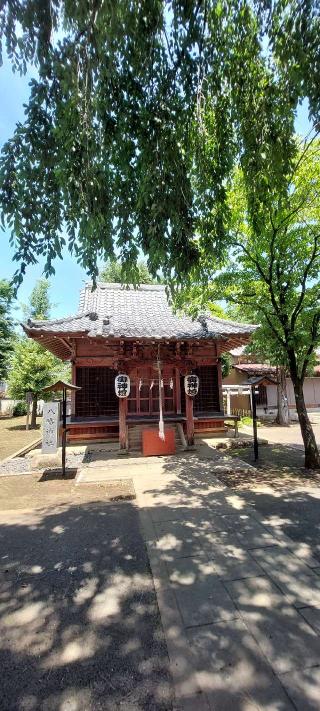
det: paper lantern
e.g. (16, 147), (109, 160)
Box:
(115, 374), (130, 398)
(184, 374), (199, 397)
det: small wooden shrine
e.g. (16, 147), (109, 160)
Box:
(24, 283), (255, 453)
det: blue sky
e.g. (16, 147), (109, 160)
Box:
(0, 56), (311, 322)
(0, 57), (92, 320)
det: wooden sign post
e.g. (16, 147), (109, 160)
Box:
(25, 391), (33, 431)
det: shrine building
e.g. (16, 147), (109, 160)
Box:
(24, 283), (255, 454)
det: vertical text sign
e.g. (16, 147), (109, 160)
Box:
(42, 401), (60, 453)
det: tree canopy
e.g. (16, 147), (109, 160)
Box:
(8, 338), (60, 402)
(0, 278), (15, 379)
(179, 136), (320, 467)
(8, 279), (69, 426)
(23, 278), (52, 320)
(99, 259), (157, 285)
(1, 1), (320, 285)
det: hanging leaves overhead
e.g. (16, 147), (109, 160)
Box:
(0, 1), (319, 286)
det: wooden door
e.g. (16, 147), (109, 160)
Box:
(127, 367), (175, 415)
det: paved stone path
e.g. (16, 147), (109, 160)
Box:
(81, 449), (320, 710)
(252, 421), (320, 448)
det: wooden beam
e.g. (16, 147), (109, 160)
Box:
(59, 337), (73, 353)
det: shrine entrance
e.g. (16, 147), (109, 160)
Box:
(127, 366), (175, 416)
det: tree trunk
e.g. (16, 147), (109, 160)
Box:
(292, 377), (320, 469)
(276, 366), (289, 426)
(30, 395), (37, 429)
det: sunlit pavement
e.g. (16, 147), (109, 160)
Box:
(250, 421), (320, 448)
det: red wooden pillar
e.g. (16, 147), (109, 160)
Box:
(185, 394), (194, 446)
(119, 397), (127, 450)
(216, 344), (224, 413)
(175, 367), (181, 414)
(71, 363), (76, 416)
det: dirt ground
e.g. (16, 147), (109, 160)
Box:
(0, 416), (41, 460)
(219, 442), (320, 491)
(0, 470), (135, 512)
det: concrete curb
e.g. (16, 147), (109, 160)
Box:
(0, 437), (42, 463)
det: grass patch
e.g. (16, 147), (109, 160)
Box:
(240, 416), (261, 427)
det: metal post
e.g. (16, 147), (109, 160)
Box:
(252, 385), (259, 461)
(62, 388), (67, 476)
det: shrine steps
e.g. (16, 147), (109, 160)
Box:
(127, 423), (185, 453)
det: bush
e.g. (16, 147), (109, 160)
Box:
(12, 401), (28, 417)
(240, 416), (261, 427)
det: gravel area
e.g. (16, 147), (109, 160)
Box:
(0, 449), (92, 476)
(0, 458), (30, 476)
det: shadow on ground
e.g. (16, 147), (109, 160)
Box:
(0, 500), (173, 711)
(241, 487), (320, 562)
(137, 444), (320, 707)
(7, 425), (41, 432)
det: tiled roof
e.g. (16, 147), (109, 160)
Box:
(24, 283), (256, 342)
(234, 363), (277, 375)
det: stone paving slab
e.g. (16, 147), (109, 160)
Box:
(154, 516), (228, 540)
(174, 579), (239, 628)
(231, 520), (281, 549)
(299, 606), (320, 634)
(165, 555), (218, 588)
(250, 544), (319, 576)
(250, 546), (320, 608)
(206, 544), (266, 582)
(225, 575), (320, 674)
(284, 540), (320, 568)
(154, 532), (205, 559)
(154, 517), (250, 557)
(187, 618), (295, 710)
(279, 666), (320, 711)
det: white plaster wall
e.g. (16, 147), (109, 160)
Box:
(266, 378), (320, 410)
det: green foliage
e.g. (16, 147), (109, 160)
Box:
(23, 278), (52, 320)
(240, 416), (260, 428)
(0, 2), (319, 285)
(0, 279), (15, 379)
(99, 259), (158, 285)
(8, 278), (69, 401)
(184, 139), (320, 384)
(8, 338), (63, 400)
(220, 352), (232, 379)
(12, 401), (28, 417)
